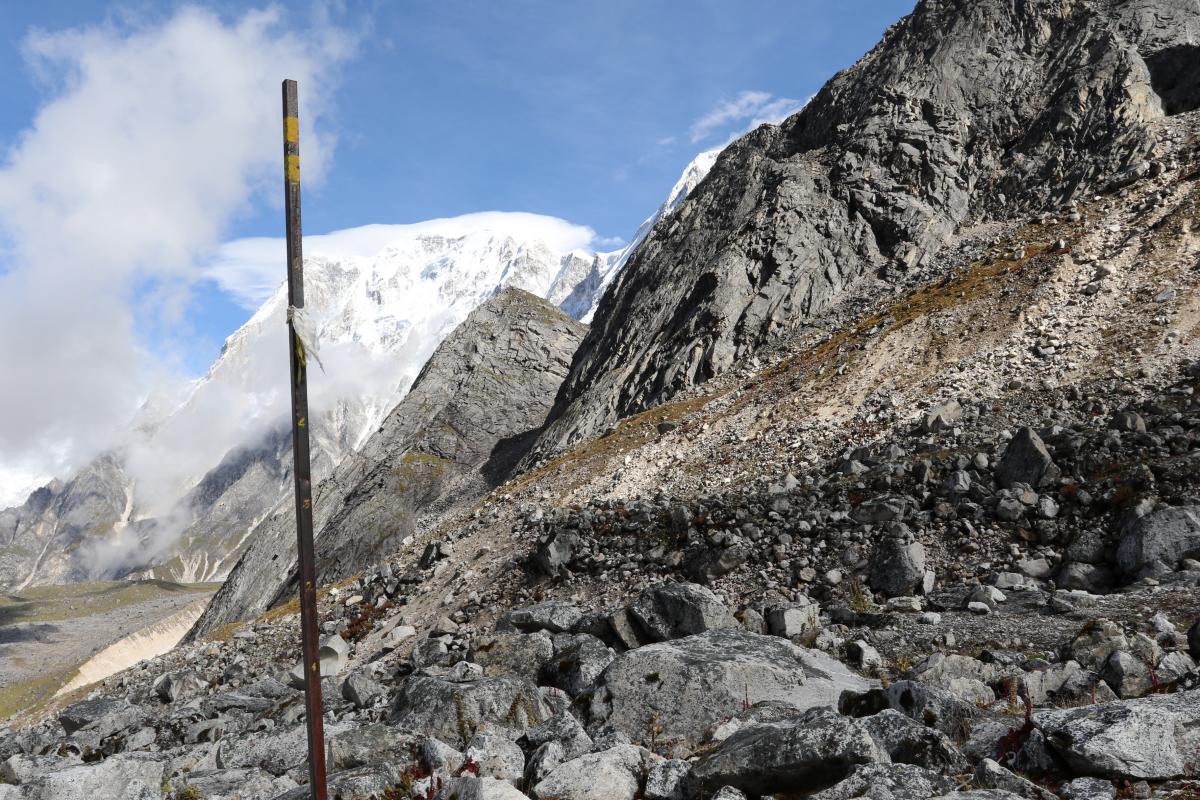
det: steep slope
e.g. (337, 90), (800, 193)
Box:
(558, 149), (719, 322)
(528, 0), (1200, 459)
(0, 216), (608, 590)
(188, 288), (587, 639)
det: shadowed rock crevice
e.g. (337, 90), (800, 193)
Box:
(1146, 45), (1200, 116)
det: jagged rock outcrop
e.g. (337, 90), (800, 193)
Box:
(527, 0), (1200, 458)
(188, 289), (587, 639)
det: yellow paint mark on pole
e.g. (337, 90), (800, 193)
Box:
(287, 154), (301, 183)
(285, 116), (300, 143)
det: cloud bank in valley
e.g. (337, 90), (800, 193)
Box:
(0, 7), (355, 507)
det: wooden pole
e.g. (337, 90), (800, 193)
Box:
(281, 78), (328, 800)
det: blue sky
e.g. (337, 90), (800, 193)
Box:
(0, 1), (909, 351)
(0, 1), (910, 492)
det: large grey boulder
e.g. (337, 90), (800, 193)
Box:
(1117, 506), (1200, 577)
(996, 428), (1060, 489)
(586, 629), (871, 747)
(541, 635), (614, 697)
(809, 763), (957, 799)
(436, 776), (532, 800)
(839, 681), (978, 742)
(627, 582), (738, 642)
(10, 754), (164, 800)
(152, 671), (208, 704)
(469, 632), (555, 682)
(499, 602), (583, 634)
(860, 710), (969, 773)
(326, 724), (419, 772)
(172, 767), (287, 800)
(868, 534), (926, 598)
(390, 675), (551, 748)
(688, 708), (889, 796)
(531, 744), (647, 800)
(1035, 690), (1200, 779)
(58, 698), (141, 737)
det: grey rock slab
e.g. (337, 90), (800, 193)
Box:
(585, 628), (871, 747)
(436, 776), (532, 800)
(326, 723), (418, 772)
(14, 754), (164, 800)
(469, 632), (554, 682)
(1034, 690), (1200, 779)
(688, 708), (889, 797)
(861, 709), (969, 773)
(627, 582), (738, 642)
(1117, 506), (1200, 577)
(530, 744), (646, 800)
(390, 675), (550, 748)
(809, 763), (957, 800)
(499, 602), (584, 634)
(466, 731), (525, 784)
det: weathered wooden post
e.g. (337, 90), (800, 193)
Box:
(281, 77), (328, 800)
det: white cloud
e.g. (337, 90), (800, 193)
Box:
(206, 212), (603, 309)
(0, 7), (356, 493)
(689, 90), (807, 143)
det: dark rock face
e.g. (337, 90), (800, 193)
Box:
(189, 289), (587, 639)
(526, 0), (1200, 458)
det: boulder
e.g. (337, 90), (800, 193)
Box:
(868, 535), (926, 597)
(586, 629), (871, 747)
(151, 671), (208, 704)
(436, 776), (532, 800)
(1099, 651), (1152, 698)
(973, 758), (1051, 799)
(341, 669), (388, 709)
(541, 635), (614, 697)
(216, 722), (322, 777)
(326, 724), (419, 772)
(809, 763), (957, 799)
(531, 744), (646, 800)
(465, 731), (525, 784)
(1035, 691), (1200, 779)
(12, 754), (164, 800)
(645, 758), (690, 800)
(390, 675), (550, 748)
(860, 710), (969, 772)
(1117, 506), (1200, 577)
(766, 598), (820, 640)
(995, 428), (1060, 489)
(58, 698), (140, 737)
(688, 708), (889, 796)
(469, 632), (555, 682)
(500, 602), (583, 634)
(627, 582), (738, 641)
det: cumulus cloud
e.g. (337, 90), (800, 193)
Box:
(689, 89), (807, 143)
(0, 6), (356, 505)
(205, 212), (602, 309)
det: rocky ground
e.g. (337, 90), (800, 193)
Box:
(1, 113), (1199, 799)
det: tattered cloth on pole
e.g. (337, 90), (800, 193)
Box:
(287, 305), (325, 380)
